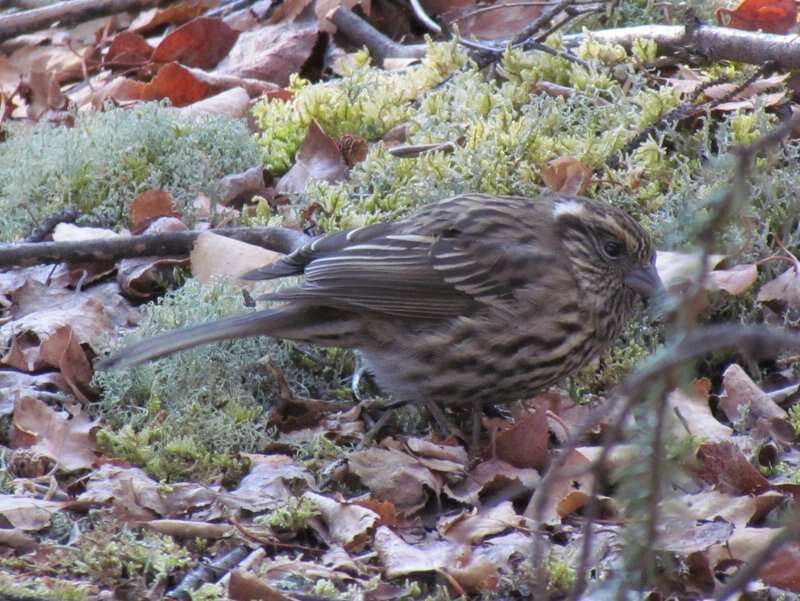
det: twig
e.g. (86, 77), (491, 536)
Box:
(510, 0), (573, 46)
(563, 23), (800, 69)
(714, 525), (796, 601)
(168, 545), (250, 599)
(328, 6), (426, 61)
(408, 0), (441, 34)
(0, 0), (163, 43)
(0, 226), (310, 268)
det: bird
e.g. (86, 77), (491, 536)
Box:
(98, 193), (662, 437)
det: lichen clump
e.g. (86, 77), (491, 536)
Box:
(0, 102), (260, 240)
(93, 278), (351, 482)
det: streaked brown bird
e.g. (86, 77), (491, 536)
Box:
(99, 193), (661, 432)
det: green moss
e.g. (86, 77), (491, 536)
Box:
(252, 42), (465, 173)
(0, 572), (88, 601)
(94, 278), (352, 482)
(74, 520), (190, 590)
(0, 102), (260, 240)
(256, 495), (319, 531)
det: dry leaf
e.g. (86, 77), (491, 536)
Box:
(541, 156), (592, 196)
(151, 17), (240, 70)
(10, 397), (98, 472)
(80, 464), (217, 519)
(221, 455), (315, 513)
(667, 382), (733, 442)
(348, 447), (440, 514)
(178, 86), (251, 119)
(696, 441), (770, 494)
(438, 501), (521, 544)
(276, 121), (349, 194)
(129, 189), (181, 231)
(0, 494), (64, 530)
(190, 232), (282, 286)
(719, 363), (787, 423)
(493, 408), (550, 470)
(717, 0), (797, 34)
(707, 264), (758, 295)
(216, 18), (319, 87)
(303, 491), (378, 549)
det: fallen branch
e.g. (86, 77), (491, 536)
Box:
(0, 226), (310, 268)
(328, 6), (426, 61)
(563, 23), (800, 69)
(0, 0), (163, 43)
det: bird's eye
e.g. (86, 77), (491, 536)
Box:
(603, 240), (625, 258)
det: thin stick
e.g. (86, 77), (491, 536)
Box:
(0, 226), (310, 268)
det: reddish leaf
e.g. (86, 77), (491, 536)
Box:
(761, 540), (800, 591)
(541, 156), (592, 195)
(130, 0), (220, 33)
(105, 32), (154, 68)
(696, 441), (770, 494)
(152, 17), (240, 70)
(129, 189), (181, 231)
(717, 0), (798, 34)
(142, 62), (217, 106)
(493, 408), (549, 471)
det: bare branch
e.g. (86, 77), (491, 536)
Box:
(0, 226), (310, 268)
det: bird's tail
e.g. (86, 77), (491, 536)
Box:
(96, 309), (289, 371)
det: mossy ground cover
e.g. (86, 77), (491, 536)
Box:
(2, 4), (799, 597)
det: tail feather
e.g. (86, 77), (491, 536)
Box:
(96, 310), (287, 371)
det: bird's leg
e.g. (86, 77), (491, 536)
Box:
(424, 399), (466, 441)
(471, 399), (483, 454)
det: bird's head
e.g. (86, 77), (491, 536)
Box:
(552, 196), (662, 332)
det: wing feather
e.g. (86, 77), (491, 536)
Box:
(255, 194), (564, 319)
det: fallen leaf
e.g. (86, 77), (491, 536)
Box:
(493, 408), (550, 470)
(151, 17), (240, 69)
(0, 371), (70, 413)
(229, 570), (300, 601)
(719, 363), (787, 424)
(348, 447), (441, 514)
(442, 0), (544, 40)
(10, 397), (98, 472)
(178, 86), (251, 119)
(129, 189), (181, 231)
(438, 501), (521, 544)
(221, 455), (315, 513)
(655, 251), (726, 289)
(276, 121), (349, 194)
(524, 449), (592, 522)
(655, 517), (734, 553)
(696, 440), (770, 494)
(117, 217), (190, 299)
(707, 264), (758, 295)
(541, 156), (592, 195)
(717, 0), (797, 34)
(667, 381), (733, 442)
(662, 490), (758, 528)
(131, 0), (220, 33)
(446, 458), (538, 505)
(303, 491), (378, 549)
(758, 262), (800, 309)
(145, 519), (233, 539)
(80, 464), (217, 519)
(0, 494), (64, 530)
(104, 31), (154, 68)
(190, 232), (282, 287)
(760, 540), (800, 592)
(216, 18), (319, 87)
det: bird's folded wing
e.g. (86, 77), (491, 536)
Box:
(259, 230), (551, 320)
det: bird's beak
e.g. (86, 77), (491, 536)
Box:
(624, 263), (664, 298)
